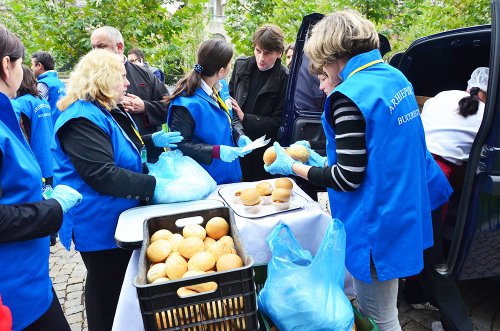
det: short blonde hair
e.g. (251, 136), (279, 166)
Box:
(304, 10), (379, 69)
(57, 49), (124, 111)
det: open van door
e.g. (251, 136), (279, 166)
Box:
(391, 2), (499, 280)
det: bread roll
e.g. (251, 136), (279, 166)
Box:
(275, 178), (293, 191)
(263, 147), (277, 166)
(255, 182), (273, 196)
(271, 188), (291, 203)
(285, 145), (310, 163)
(240, 188), (261, 206)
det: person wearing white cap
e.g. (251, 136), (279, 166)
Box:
(421, 67), (489, 174)
(405, 68), (488, 331)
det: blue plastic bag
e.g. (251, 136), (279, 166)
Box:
(258, 218), (354, 331)
(147, 150), (217, 203)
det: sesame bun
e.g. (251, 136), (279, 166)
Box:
(255, 182), (273, 196)
(275, 178), (293, 191)
(240, 188), (261, 206)
(271, 188), (291, 203)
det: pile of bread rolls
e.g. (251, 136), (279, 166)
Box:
(233, 178), (294, 213)
(146, 217), (243, 287)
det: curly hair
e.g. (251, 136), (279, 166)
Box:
(304, 10), (379, 69)
(57, 49), (124, 111)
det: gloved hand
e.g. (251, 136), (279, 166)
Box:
(152, 177), (173, 204)
(152, 131), (184, 148)
(291, 141), (327, 167)
(220, 145), (244, 162)
(307, 148), (327, 167)
(264, 142), (299, 175)
(237, 135), (252, 148)
(51, 185), (83, 213)
(292, 140), (311, 148)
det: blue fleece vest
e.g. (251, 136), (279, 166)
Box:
(322, 50), (433, 282)
(53, 100), (142, 251)
(167, 79), (241, 184)
(0, 93), (52, 330)
(14, 94), (54, 179)
(38, 71), (66, 124)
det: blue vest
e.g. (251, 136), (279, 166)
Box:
(167, 79), (242, 184)
(38, 71), (66, 124)
(14, 94), (54, 179)
(53, 100), (142, 251)
(322, 50), (433, 282)
(0, 93), (52, 330)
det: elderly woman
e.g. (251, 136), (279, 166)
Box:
(0, 25), (81, 331)
(53, 49), (181, 331)
(264, 11), (450, 330)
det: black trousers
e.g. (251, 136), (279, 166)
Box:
(23, 287), (70, 331)
(80, 248), (132, 331)
(413, 208), (473, 331)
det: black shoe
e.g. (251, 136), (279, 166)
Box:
(50, 234), (57, 246)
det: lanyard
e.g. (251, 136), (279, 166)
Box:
(347, 59), (384, 79)
(131, 125), (144, 145)
(213, 89), (232, 125)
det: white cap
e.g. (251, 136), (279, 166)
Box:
(467, 67), (489, 92)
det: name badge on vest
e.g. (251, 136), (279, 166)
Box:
(140, 146), (147, 164)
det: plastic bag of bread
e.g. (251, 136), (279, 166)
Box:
(148, 150), (217, 203)
(258, 219), (354, 331)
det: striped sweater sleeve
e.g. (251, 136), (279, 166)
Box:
(308, 94), (367, 191)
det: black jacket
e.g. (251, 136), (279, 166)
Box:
(124, 61), (169, 135)
(229, 56), (288, 181)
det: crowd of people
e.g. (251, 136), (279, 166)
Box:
(0, 7), (489, 331)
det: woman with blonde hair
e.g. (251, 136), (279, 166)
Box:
(53, 49), (182, 331)
(264, 10), (450, 330)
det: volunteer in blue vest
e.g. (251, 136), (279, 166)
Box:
(52, 49), (182, 331)
(264, 11), (440, 330)
(15, 64), (53, 184)
(0, 24), (82, 331)
(167, 38), (252, 184)
(31, 51), (66, 124)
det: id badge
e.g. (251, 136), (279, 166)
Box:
(42, 185), (54, 199)
(140, 146), (147, 163)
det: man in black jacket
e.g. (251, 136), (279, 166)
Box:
(229, 24), (289, 181)
(91, 26), (169, 161)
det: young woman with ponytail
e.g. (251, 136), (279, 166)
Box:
(166, 39), (251, 184)
(421, 67), (489, 178)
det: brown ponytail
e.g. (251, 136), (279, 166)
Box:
(166, 39), (233, 106)
(457, 87), (482, 118)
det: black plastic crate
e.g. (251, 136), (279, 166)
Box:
(135, 206), (258, 331)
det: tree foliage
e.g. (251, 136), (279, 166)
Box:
(225, 0), (491, 59)
(3, 0), (207, 83)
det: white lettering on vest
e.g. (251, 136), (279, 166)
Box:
(389, 86), (414, 114)
(397, 109), (420, 125)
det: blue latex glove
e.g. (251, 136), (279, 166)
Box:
(220, 145), (244, 162)
(264, 142), (298, 175)
(237, 135), (252, 148)
(290, 142), (327, 167)
(152, 177), (172, 204)
(292, 140), (311, 148)
(152, 131), (184, 148)
(51, 185), (82, 213)
(307, 148), (327, 167)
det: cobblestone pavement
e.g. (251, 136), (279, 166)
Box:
(49, 192), (500, 330)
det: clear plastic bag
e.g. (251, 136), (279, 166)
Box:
(147, 150), (217, 203)
(258, 218), (354, 331)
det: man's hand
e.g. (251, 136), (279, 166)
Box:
(122, 93), (145, 113)
(231, 97), (244, 121)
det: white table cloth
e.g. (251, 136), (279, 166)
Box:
(112, 184), (332, 331)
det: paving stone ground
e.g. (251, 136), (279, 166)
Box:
(49, 193), (500, 330)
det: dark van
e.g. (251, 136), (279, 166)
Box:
(281, 4), (499, 280)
